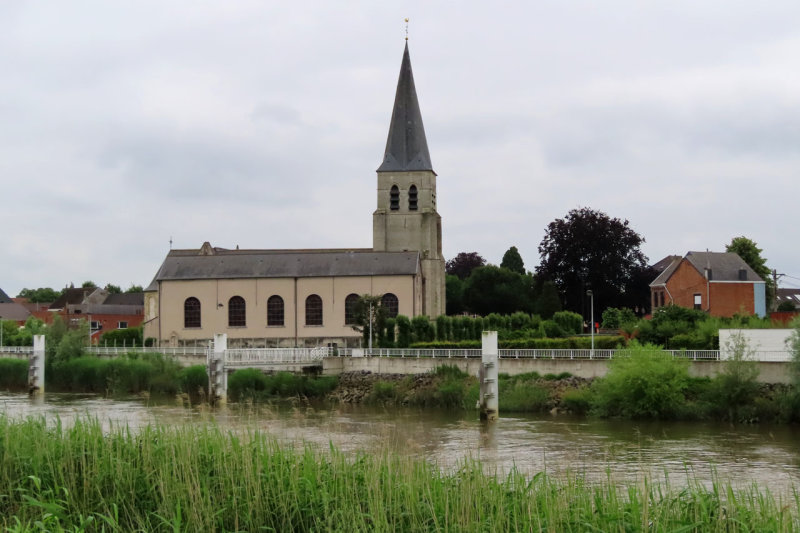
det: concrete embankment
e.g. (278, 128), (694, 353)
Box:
(322, 357), (793, 384)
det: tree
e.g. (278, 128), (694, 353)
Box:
(348, 295), (388, 348)
(81, 281), (98, 289)
(726, 236), (775, 308)
(536, 207), (649, 317)
(534, 281), (562, 319)
(500, 246), (525, 274)
(445, 275), (466, 315)
(463, 265), (534, 315)
(126, 284), (144, 293)
(104, 284), (122, 294)
(17, 287), (63, 303)
(445, 252), (486, 280)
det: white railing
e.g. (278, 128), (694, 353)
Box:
(224, 347), (330, 366)
(0, 346), (33, 355)
(87, 346), (207, 356)
(335, 348), (726, 360)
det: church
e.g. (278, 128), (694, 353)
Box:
(143, 43), (445, 348)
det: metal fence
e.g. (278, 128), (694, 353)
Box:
(0, 346), (33, 355)
(86, 346), (207, 356)
(224, 347), (331, 366)
(335, 348), (725, 361)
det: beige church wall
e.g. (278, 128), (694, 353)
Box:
(151, 275), (417, 345)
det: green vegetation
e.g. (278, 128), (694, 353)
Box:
(365, 365), (478, 409)
(0, 417), (797, 532)
(227, 370), (338, 402)
(99, 326), (144, 346)
(497, 373), (550, 411)
(47, 353), (188, 396)
(0, 359), (28, 390)
(590, 343), (692, 419)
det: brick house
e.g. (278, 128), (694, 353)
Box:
(649, 251), (767, 317)
(48, 288), (144, 343)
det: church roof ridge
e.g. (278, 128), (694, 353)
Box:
(377, 42), (434, 173)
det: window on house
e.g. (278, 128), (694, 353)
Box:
(90, 321), (101, 331)
(184, 297), (201, 328)
(381, 293), (399, 318)
(118, 321), (128, 329)
(390, 185), (399, 211)
(305, 294), (323, 326)
(660, 292), (665, 307)
(228, 296), (246, 327)
(408, 185), (418, 211)
(267, 295), (284, 326)
(344, 294), (360, 325)
(693, 293), (702, 310)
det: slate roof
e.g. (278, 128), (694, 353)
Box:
(650, 251), (765, 286)
(146, 248), (420, 290)
(103, 292), (144, 306)
(777, 288), (800, 308)
(377, 43), (434, 173)
(0, 302), (31, 322)
(0, 288), (12, 303)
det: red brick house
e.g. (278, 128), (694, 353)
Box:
(649, 252), (767, 317)
(48, 288), (144, 343)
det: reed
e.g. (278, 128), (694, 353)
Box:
(0, 416), (797, 532)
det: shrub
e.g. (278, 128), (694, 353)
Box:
(368, 381), (397, 402)
(396, 315), (412, 347)
(561, 388), (593, 414)
(591, 343), (691, 419)
(499, 381), (550, 412)
(227, 368), (268, 401)
(703, 333), (760, 422)
(539, 320), (565, 338)
(553, 311), (582, 335)
(601, 307), (637, 329)
(180, 365), (209, 397)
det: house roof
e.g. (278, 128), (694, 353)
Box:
(777, 288), (800, 307)
(651, 255), (682, 274)
(0, 288), (12, 303)
(103, 292), (144, 306)
(650, 251), (765, 287)
(146, 247), (421, 290)
(377, 43), (434, 173)
(0, 302), (31, 322)
(49, 287), (108, 310)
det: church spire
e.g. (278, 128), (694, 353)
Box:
(377, 43), (434, 173)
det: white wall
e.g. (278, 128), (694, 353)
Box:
(719, 329), (795, 361)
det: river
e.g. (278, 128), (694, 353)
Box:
(2, 392), (799, 495)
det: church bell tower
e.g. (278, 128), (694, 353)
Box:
(373, 43), (445, 318)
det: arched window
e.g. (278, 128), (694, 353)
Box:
(267, 295), (284, 326)
(408, 185), (418, 211)
(305, 294), (323, 326)
(390, 185), (400, 210)
(344, 294), (360, 325)
(228, 296), (246, 327)
(381, 293), (399, 318)
(184, 297), (201, 328)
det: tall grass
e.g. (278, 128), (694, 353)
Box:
(0, 359), (28, 390)
(0, 416), (797, 532)
(227, 369), (338, 402)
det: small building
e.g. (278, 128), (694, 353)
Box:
(650, 251), (766, 317)
(49, 287), (144, 342)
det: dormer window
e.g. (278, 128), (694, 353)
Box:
(409, 185), (418, 211)
(390, 185), (399, 211)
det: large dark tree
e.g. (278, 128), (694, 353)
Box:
(445, 252), (486, 280)
(536, 207), (649, 316)
(500, 246), (525, 274)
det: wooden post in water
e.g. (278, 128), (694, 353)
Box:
(479, 331), (499, 421)
(29, 335), (45, 396)
(209, 333), (227, 405)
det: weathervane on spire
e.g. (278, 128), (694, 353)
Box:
(405, 18), (409, 41)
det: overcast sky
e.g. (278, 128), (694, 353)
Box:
(2, 1), (799, 297)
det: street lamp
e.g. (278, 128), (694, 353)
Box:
(586, 290), (594, 358)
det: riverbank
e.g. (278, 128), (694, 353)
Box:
(0, 416), (796, 532)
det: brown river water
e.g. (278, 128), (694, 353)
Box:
(2, 392), (799, 495)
